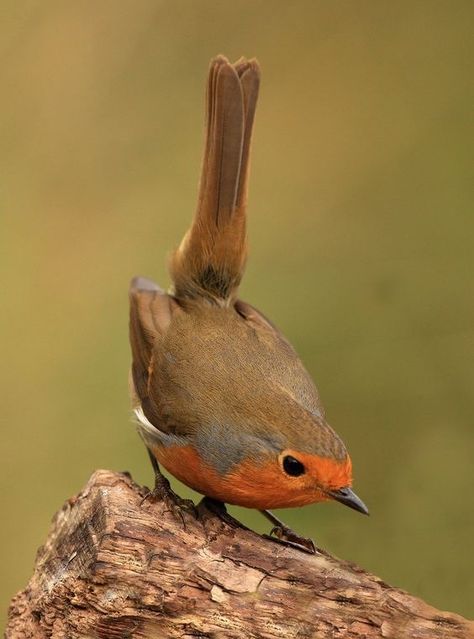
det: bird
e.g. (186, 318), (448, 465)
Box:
(129, 54), (368, 553)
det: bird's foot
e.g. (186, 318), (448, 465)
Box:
(266, 525), (317, 555)
(141, 474), (197, 526)
(259, 509), (317, 554)
(198, 497), (244, 529)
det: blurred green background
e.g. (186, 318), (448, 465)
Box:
(1, 0), (473, 627)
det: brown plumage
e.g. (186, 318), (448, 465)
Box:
(129, 56), (367, 545)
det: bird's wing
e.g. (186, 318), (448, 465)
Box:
(129, 276), (180, 433)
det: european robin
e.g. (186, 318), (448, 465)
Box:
(129, 55), (368, 553)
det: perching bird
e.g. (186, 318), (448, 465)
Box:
(129, 55), (368, 553)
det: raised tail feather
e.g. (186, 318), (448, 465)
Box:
(169, 55), (260, 303)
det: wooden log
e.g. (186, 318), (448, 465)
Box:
(6, 470), (473, 639)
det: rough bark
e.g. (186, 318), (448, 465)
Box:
(6, 470), (473, 639)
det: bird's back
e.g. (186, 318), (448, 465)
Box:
(146, 302), (346, 464)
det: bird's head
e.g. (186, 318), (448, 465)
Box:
(218, 413), (368, 514)
(262, 447), (367, 513)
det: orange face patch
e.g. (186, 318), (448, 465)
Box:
(151, 444), (352, 510)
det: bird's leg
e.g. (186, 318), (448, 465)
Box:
(260, 510), (316, 554)
(141, 448), (196, 522)
(143, 448), (171, 498)
(198, 497), (246, 529)
(198, 500), (315, 553)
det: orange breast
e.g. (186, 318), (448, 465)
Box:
(150, 444), (351, 510)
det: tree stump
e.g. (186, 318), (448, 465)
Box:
(6, 470), (473, 639)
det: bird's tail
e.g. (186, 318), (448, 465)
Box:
(169, 55), (260, 304)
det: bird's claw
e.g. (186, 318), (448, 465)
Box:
(268, 525), (317, 554)
(198, 497), (242, 529)
(141, 478), (197, 527)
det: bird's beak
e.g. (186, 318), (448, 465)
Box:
(326, 486), (369, 515)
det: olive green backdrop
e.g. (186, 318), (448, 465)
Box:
(1, 0), (473, 627)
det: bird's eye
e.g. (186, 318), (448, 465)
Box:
(282, 455), (305, 477)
